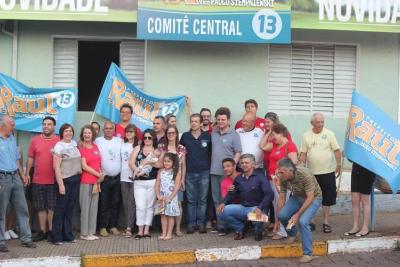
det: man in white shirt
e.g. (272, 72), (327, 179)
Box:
(236, 113), (264, 172)
(95, 121), (123, 237)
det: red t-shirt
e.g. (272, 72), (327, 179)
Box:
(115, 123), (143, 141)
(235, 116), (265, 132)
(268, 141), (298, 180)
(79, 144), (102, 184)
(221, 173), (241, 203)
(28, 134), (60, 184)
(263, 132), (293, 174)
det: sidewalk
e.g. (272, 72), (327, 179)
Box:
(1, 211), (400, 266)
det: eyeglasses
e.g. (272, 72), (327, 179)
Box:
(126, 131), (135, 133)
(143, 136), (152, 140)
(167, 132), (176, 135)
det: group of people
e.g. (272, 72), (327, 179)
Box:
(0, 99), (376, 263)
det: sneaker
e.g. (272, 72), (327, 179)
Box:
(234, 232), (244, 240)
(110, 227), (120, 235)
(33, 231), (46, 242)
(198, 225), (207, 234)
(4, 231), (11, 240)
(80, 235), (92, 241)
(299, 255), (316, 263)
(210, 226), (219, 233)
(89, 235), (99, 240)
(217, 230), (227, 236)
(21, 241), (36, 248)
(284, 236), (297, 244)
(8, 230), (18, 239)
(52, 241), (63, 246)
(0, 244), (9, 252)
(206, 221), (212, 229)
(99, 228), (109, 237)
(186, 226), (195, 234)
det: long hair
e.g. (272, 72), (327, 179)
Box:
(141, 129), (157, 149)
(164, 152), (179, 180)
(124, 124), (139, 147)
(164, 125), (179, 150)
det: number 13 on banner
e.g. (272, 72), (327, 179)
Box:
(252, 9), (283, 40)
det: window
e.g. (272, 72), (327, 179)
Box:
(52, 38), (145, 111)
(267, 44), (357, 117)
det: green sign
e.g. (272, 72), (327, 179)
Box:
(292, 0), (400, 32)
(0, 0), (137, 22)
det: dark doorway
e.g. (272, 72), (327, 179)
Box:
(78, 41), (120, 111)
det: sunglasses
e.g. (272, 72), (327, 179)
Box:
(143, 136), (152, 140)
(167, 132), (176, 135)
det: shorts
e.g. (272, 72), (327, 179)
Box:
(315, 172), (336, 206)
(351, 163), (376, 195)
(31, 183), (57, 211)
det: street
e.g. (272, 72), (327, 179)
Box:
(150, 250), (400, 267)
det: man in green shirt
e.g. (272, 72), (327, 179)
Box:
(276, 158), (322, 263)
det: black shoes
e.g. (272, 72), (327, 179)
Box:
(255, 231), (263, 241)
(234, 232), (244, 240)
(33, 231), (47, 242)
(0, 244), (8, 252)
(186, 226), (195, 234)
(21, 241), (36, 248)
(198, 225), (207, 234)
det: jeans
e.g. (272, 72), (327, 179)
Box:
(278, 196), (322, 256)
(210, 174), (224, 210)
(217, 204), (263, 233)
(185, 171), (209, 227)
(52, 174), (80, 242)
(0, 172), (32, 245)
(99, 174), (121, 229)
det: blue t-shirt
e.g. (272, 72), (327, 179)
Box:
(0, 134), (19, 172)
(180, 130), (211, 173)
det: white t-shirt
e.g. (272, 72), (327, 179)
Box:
(53, 140), (82, 178)
(120, 142), (134, 183)
(236, 127), (264, 168)
(95, 136), (123, 176)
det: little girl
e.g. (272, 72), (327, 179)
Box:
(155, 153), (181, 240)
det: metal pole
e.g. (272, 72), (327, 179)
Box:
(370, 179), (376, 231)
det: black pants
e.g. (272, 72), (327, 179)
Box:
(99, 174), (121, 229)
(52, 175), (80, 242)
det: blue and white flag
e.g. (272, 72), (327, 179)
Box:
(0, 73), (77, 133)
(94, 63), (186, 131)
(344, 90), (400, 193)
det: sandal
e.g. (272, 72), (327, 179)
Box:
(272, 234), (285, 240)
(124, 231), (133, 238)
(344, 231), (358, 236)
(323, 224), (332, 233)
(134, 234), (143, 240)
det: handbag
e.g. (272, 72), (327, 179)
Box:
(154, 200), (165, 215)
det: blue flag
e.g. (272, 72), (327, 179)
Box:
(94, 63), (186, 131)
(344, 90), (400, 193)
(0, 73), (77, 133)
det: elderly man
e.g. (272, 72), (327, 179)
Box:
(299, 113), (341, 233)
(95, 121), (123, 237)
(0, 115), (36, 252)
(236, 112), (264, 171)
(276, 158), (322, 263)
(216, 154), (273, 241)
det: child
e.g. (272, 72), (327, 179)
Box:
(155, 152), (181, 240)
(132, 148), (161, 178)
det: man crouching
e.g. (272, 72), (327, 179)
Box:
(216, 154), (273, 241)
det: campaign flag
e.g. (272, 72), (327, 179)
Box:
(94, 63), (186, 131)
(344, 90), (400, 193)
(0, 73), (77, 133)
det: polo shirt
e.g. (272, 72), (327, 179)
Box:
(0, 133), (19, 172)
(224, 171), (273, 211)
(235, 116), (265, 132)
(300, 128), (340, 175)
(210, 128), (242, 176)
(179, 130), (211, 173)
(280, 166), (322, 199)
(236, 127), (264, 168)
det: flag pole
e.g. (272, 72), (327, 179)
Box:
(89, 111), (96, 123)
(370, 179), (376, 231)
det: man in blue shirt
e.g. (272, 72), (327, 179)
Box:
(0, 115), (36, 252)
(180, 113), (211, 234)
(216, 154), (274, 241)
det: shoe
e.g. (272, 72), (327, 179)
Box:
(206, 221), (212, 229)
(21, 241), (37, 248)
(47, 231), (53, 242)
(186, 226), (195, 234)
(210, 226), (219, 233)
(255, 232), (263, 241)
(80, 235), (92, 241)
(272, 234), (285, 240)
(284, 236), (297, 244)
(0, 244), (8, 252)
(234, 232), (244, 240)
(4, 231), (11, 240)
(52, 241), (63, 246)
(143, 234), (151, 238)
(299, 255), (316, 263)
(33, 231), (47, 242)
(110, 227), (120, 235)
(218, 230), (227, 236)
(355, 231), (369, 238)
(134, 234), (143, 240)
(8, 230), (18, 239)
(90, 235), (99, 240)
(99, 228), (109, 237)
(198, 225), (207, 234)
(323, 224), (332, 233)
(309, 223), (316, 232)
(344, 231), (358, 236)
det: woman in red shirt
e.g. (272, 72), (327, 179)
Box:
(262, 123), (298, 240)
(79, 125), (103, 241)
